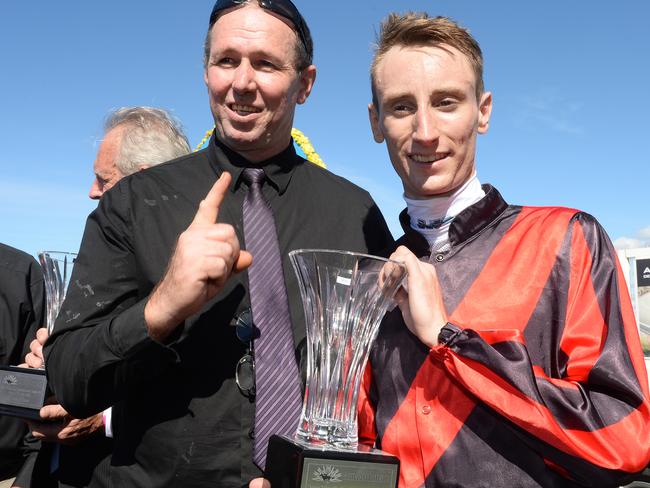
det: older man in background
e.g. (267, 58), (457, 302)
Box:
(88, 106), (191, 199)
(25, 106), (191, 487)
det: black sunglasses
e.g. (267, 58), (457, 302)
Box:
(209, 0), (312, 63)
(234, 308), (258, 399)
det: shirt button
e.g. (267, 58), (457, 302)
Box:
(435, 254), (444, 262)
(421, 405), (431, 415)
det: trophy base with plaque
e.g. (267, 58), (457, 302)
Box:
(0, 365), (47, 420)
(266, 435), (399, 488)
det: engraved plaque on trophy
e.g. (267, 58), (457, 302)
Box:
(265, 250), (406, 488)
(0, 251), (75, 419)
(0, 365), (49, 420)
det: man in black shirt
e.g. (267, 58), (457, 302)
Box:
(44, 1), (393, 487)
(0, 243), (44, 488)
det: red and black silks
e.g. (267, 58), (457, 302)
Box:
(359, 185), (650, 488)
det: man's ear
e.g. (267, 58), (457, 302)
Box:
(477, 91), (493, 134)
(368, 103), (385, 143)
(297, 65), (317, 104)
(138, 164), (150, 171)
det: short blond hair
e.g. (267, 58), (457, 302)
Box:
(371, 13), (484, 106)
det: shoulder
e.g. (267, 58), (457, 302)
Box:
(140, 149), (207, 174)
(0, 243), (41, 284)
(516, 206), (612, 255)
(98, 150), (212, 211)
(518, 205), (603, 231)
(125, 150), (210, 190)
(519, 204), (580, 220)
(515, 205), (585, 232)
(294, 160), (375, 207)
(290, 160), (393, 252)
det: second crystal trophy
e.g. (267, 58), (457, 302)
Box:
(0, 251), (76, 419)
(265, 249), (407, 488)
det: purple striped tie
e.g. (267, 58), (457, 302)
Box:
(242, 168), (303, 470)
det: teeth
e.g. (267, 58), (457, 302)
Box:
(231, 104), (261, 114)
(411, 154), (445, 163)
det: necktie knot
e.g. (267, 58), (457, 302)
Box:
(242, 168), (266, 189)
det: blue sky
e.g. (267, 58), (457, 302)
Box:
(1, 0), (649, 258)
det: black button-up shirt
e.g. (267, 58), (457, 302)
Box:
(0, 243), (44, 485)
(45, 138), (393, 487)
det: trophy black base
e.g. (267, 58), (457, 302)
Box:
(0, 365), (47, 420)
(265, 434), (399, 488)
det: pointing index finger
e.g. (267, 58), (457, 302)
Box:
(192, 172), (232, 225)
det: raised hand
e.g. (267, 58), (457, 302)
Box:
(390, 246), (448, 348)
(144, 172), (252, 343)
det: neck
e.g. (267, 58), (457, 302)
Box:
(214, 137), (293, 166)
(404, 173), (484, 251)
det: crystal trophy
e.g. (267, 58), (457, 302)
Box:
(0, 251), (76, 419)
(265, 250), (406, 488)
(39, 251), (76, 334)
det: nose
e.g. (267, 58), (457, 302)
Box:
(412, 108), (439, 146)
(89, 178), (102, 200)
(232, 61), (256, 94)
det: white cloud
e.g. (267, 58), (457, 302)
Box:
(614, 226), (650, 250)
(513, 88), (584, 136)
(638, 226), (650, 239)
(614, 237), (645, 250)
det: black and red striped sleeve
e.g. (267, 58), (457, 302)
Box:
(434, 210), (650, 485)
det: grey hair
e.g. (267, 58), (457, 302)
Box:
(104, 107), (191, 176)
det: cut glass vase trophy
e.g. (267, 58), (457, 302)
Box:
(265, 250), (407, 488)
(0, 251), (75, 419)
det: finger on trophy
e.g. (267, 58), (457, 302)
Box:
(379, 259), (406, 291)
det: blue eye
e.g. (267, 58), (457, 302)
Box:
(393, 103), (413, 113)
(216, 57), (237, 67)
(437, 98), (459, 108)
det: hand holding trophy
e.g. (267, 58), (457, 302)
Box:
(0, 251), (76, 419)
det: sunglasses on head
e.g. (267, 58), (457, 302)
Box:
(209, 0), (311, 62)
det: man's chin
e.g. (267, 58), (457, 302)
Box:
(407, 180), (458, 199)
(215, 129), (261, 149)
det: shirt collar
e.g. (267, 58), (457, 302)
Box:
(398, 184), (509, 255)
(207, 134), (298, 195)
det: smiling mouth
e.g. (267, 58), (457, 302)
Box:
(229, 103), (262, 116)
(409, 153), (448, 163)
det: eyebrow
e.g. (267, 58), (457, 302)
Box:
(380, 93), (410, 109)
(211, 45), (286, 60)
(433, 87), (467, 99)
(381, 86), (468, 107)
